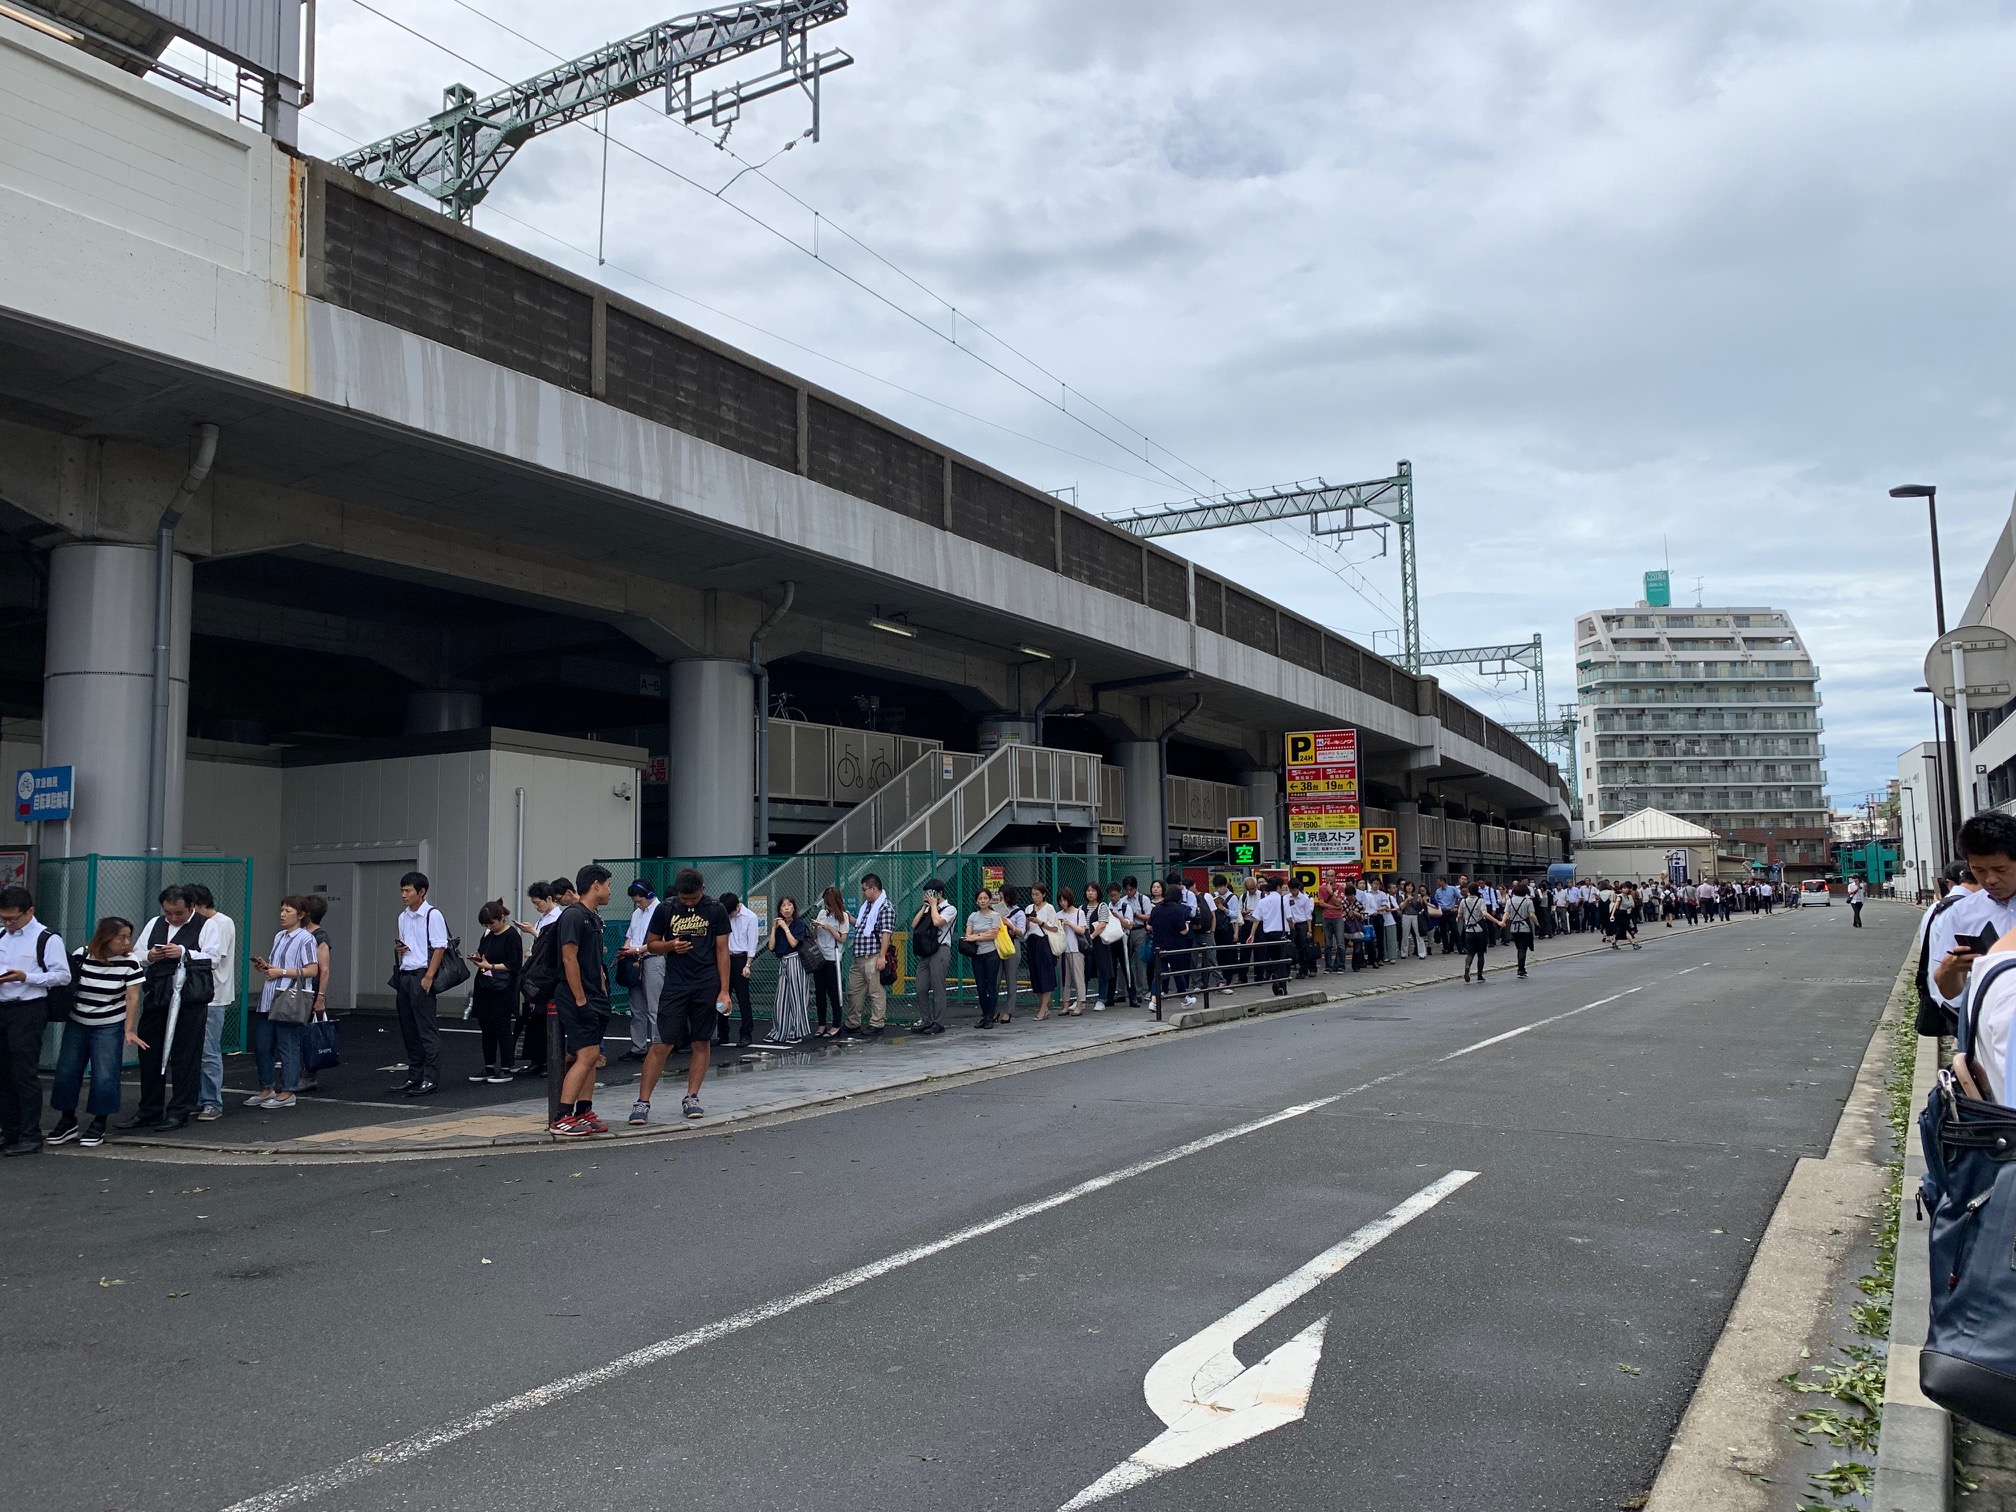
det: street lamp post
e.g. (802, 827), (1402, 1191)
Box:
(1914, 684), (1952, 873)
(1893, 483), (1965, 863)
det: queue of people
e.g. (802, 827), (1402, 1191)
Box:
(0, 853), (1809, 1154)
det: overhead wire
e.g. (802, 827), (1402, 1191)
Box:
(325, 0), (1508, 684)
(336, 0), (1221, 504)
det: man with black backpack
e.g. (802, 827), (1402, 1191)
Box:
(909, 879), (954, 1036)
(1916, 862), (1976, 1037)
(0, 885), (69, 1156)
(1931, 815), (2016, 1032)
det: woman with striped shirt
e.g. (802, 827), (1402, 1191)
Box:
(46, 917), (144, 1148)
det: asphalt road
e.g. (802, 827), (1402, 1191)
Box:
(1, 904), (1907, 1512)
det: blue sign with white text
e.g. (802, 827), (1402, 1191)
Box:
(16, 765), (73, 823)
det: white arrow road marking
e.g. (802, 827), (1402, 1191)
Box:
(1059, 1168), (1481, 1510)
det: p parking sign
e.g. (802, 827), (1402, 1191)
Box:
(1228, 816), (1263, 867)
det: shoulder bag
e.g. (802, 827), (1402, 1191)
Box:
(40, 933), (76, 1023)
(303, 1011), (342, 1071)
(428, 906), (472, 995)
(1918, 955), (2016, 1433)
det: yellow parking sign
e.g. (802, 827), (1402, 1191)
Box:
(1363, 827), (1397, 873)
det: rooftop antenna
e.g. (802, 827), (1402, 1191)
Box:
(1690, 576), (1705, 607)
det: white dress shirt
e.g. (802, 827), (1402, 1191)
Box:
(1930, 888), (2016, 1008)
(0, 916), (68, 1002)
(726, 906), (762, 956)
(199, 911), (237, 1007)
(397, 902), (449, 973)
(1250, 891), (1287, 932)
(625, 901), (656, 951)
(1963, 956), (2016, 1103)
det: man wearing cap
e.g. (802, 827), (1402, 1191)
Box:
(617, 879), (660, 1062)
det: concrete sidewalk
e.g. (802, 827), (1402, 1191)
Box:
(97, 910), (1784, 1159)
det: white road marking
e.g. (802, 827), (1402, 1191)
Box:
(1058, 1170), (1480, 1510)
(213, 982), (1648, 1512)
(1437, 988), (1640, 1060)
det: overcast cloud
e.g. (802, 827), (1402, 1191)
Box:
(295, 0), (2016, 807)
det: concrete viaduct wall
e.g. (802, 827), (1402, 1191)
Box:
(0, 15), (1569, 870)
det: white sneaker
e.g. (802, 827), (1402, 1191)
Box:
(244, 1093), (270, 1107)
(1184, 995), (1198, 1006)
(262, 1094), (297, 1109)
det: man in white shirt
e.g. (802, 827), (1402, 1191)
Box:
(1931, 815), (2016, 1019)
(0, 884), (69, 1156)
(618, 880), (661, 1061)
(392, 870), (450, 1096)
(1371, 884), (1399, 961)
(1213, 878), (1244, 984)
(120, 884), (214, 1132)
(1248, 879), (1289, 996)
(192, 884), (237, 1122)
(719, 891), (763, 1048)
(1285, 880), (1314, 977)
(1114, 877), (1150, 1006)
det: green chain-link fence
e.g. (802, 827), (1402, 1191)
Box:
(593, 852), (1152, 1028)
(36, 854), (256, 1066)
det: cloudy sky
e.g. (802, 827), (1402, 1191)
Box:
(287, 0), (2016, 807)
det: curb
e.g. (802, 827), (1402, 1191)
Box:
(1872, 1031), (1951, 1512)
(1169, 987), (1330, 1029)
(101, 910), (1780, 1161)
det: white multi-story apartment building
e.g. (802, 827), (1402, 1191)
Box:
(1574, 604), (1831, 872)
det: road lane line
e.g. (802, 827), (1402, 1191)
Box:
(216, 979), (1658, 1512)
(1437, 988), (1641, 1061)
(1061, 1169), (1481, 1509)
(215, 1095), (1341, 1512)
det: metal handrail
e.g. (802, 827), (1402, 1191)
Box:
(884, 745), (1102, 854)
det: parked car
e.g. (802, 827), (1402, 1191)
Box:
(1799, 879), (1832, 906)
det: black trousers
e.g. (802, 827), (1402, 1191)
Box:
(472, 989), (514, 1067)
(722, 954), (753, 1042)
(135, 994), (205, 1121)
(1512, 930), (1532, 973)
(0, 999), (46, 1143)
(516, 996), (549, 1068)
(394, 971), (442, 1085)
(1255, 929), (1289, 992)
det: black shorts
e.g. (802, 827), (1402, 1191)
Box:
(557, 996), (610, 1056)
(657, 980), (724, 1048)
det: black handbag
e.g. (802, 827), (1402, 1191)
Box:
(388, 906), (471, 994)
(303, 1012), (342, 1072)
(1919, 956), (2016, 1432)
(615, 953), (644, 989)
(41, 935), (76, 1023)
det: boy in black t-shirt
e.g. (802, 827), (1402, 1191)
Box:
(632, 867), (730, 1125)
(549, 866), (614, 1137)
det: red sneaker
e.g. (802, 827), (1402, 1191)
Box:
(577, 1110), (609, 1135)
(549, 1114), (589, 1137)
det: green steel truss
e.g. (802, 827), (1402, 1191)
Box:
(332, 0), (852, 222)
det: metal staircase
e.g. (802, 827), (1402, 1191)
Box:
(881, 745), (1102, 854)
(748, 744), (1103, 910)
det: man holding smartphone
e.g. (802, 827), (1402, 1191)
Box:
(1929, 814), (2016, 1018)
(632, 868), (730, 1125)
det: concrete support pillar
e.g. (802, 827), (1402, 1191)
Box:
(1239, 769), (1281, 862)
(1114, 740), (1164, 869)
(668, 659), (754, 857)
(979, 715), (1038, 754)
(43, 542), (190, 855)
(404, 690), (482, 734)
(1394, 807), (1422, 883)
